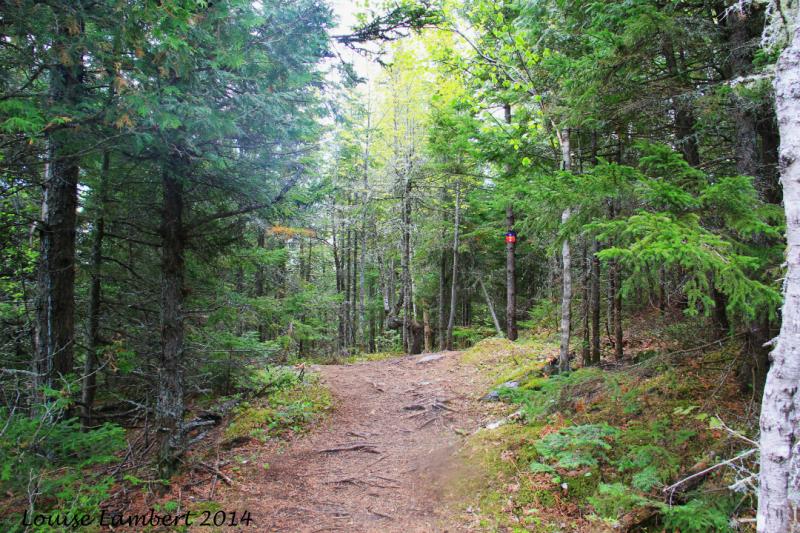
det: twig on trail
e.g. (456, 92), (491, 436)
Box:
(347, 431), (369, 439)
(318, 443), (380, 454)
(404, 396), (458, 414)
(324, 476), (399, 489)
(196, 461), (232, 486)
(367, 380), (385, 392)
(182, 476), (214, 489)
(431, 398), (457, 412)
(417, 417), (438, 429)
(360, 455), (387, 472)
(368, 507), (394, 520)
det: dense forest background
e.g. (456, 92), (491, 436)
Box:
(1, 0), (799, 531)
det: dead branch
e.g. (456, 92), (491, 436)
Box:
(663, 448), (757, 503)
(318, 443), (380, 454)
(195, 462), (232, 486)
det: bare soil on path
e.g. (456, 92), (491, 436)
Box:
(215, 351), (498, 532)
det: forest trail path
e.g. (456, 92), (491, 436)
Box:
(216, 350), (495, 532)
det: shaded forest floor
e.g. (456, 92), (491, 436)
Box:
(210, 350), (508, 532)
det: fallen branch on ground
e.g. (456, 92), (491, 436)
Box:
(318, 443), (380, 454)
(663, 448), (757, 503)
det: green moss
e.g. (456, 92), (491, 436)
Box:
(223, 372), (331, 443)
(224, 405), (275, 440)
(516, 479), (556, 508)
(191, 501), (223, 514)
(563, 469), (600, 501)
(520, 376), (549, 390)
(449, 330), (751, 531)
(341, 350), (403, 364)
(462, 337), (557, 385)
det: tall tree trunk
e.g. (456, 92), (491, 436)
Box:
(506, 205), (517, 341)
(332, 206), (346, 354)
(446, 180), (461, 351)
(504, 103), (518, 341)
(581, 242), (590, 366)
(255, 230), (267, 341)
(157, 166), (186, 478)
(81, 151), (110, 429)
(438, 238), (447, 351)
(35, 19), (84, 391)
(369, 277), (377, 353)
(728, 7), (759, 180)
(479, 278), (503, 337)
(345, 227), (352, 350)
(758, 108), (782, 204)
(590, 239), (601, 365)
(559, 129), (572, 373)
(352, 225), (358, 347)
(614, 259), (623, 360)
(402, 174), (413, 353)
(359, 106), (370, 350)
(589, 133), (602, 365)
(422, 307), (432, 352)
(757, 22), (800, 533)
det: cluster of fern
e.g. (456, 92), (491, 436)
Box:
(497, 366), (746, 531)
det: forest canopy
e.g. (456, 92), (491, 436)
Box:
(1, 0), (798, 531)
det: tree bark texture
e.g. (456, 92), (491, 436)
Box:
(446, 180), (461, 351)
(157, 166), (186, 478)
(559, 129), (572, 373)
(35, 19), (84, 390)
(757, 20), (800, 533)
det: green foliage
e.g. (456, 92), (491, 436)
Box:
(0, 408), (124, 532)
(236, 366), (301, 396)
(588, 483), (651, 518)
(616, 445), (679, 492)
(585, 144), (781, 322)
(225, 369), (330, 442)
(452, 326), (496, 348)
(662, 498), (733, 532)
(534, 424), (620, 469)
(501, 367), (606, 420)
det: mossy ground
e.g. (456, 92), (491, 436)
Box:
(451, 327), (756, 532)
(461, 336), (557, 385)
(224, 372), (332, 443)
(340, 350), (404, 364)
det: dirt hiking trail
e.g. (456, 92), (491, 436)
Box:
(215, 350), (498, 532)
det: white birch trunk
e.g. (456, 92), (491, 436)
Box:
(758, 19), (800, 533)
(446, 180), (461, 350)
(559, 129), (573, 372)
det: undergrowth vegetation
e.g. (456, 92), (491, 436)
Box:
(0, 403), (125, 532)
(0, 365), (330, 532)
(224, 366), (331, 443)
(455, 331), (757, 532)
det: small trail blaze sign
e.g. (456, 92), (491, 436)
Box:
(505, 231), (517, 244)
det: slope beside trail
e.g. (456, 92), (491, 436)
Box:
(214, 350), (499, 532)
